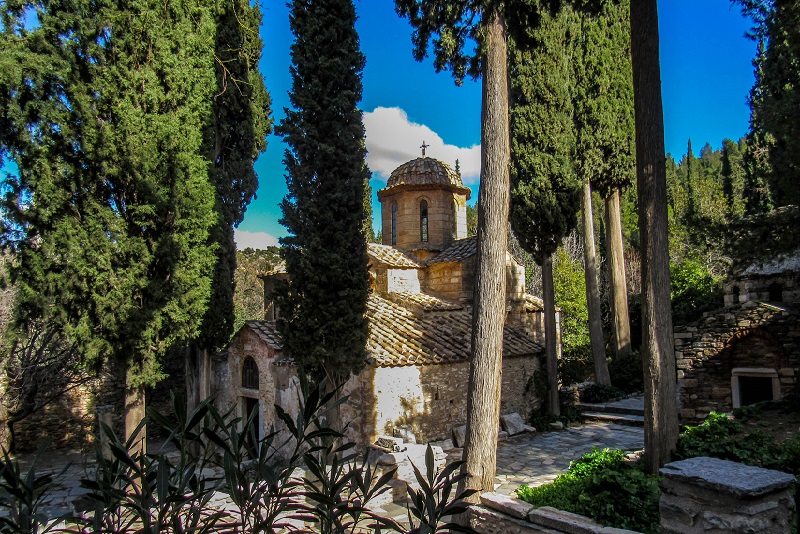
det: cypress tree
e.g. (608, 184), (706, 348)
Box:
(275, 0), (371, 388)
(0, 0), (220, 452)
(574, 0), (635, 363)
(509, 4), (582, 416)
(187, 0), (272, 412)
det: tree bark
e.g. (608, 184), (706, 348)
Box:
(606, 187), (632, 357)
(458, 10), (510, 501)
(630, 0), (678, 474)
(581, 182), (610, 385)
(542, 253), (561, 415)
(124, 367), (146, 460)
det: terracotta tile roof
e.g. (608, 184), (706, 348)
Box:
(366, 294), (542, 367)
(243, 294), (542, 368)
(428, 237), (476, 264)
(368, 243), (423, 268)
(246, 320), (282, 349)
(387, 291), (464, 312)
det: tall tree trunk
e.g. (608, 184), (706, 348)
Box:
(606, 187), (632, 357)
(124, 365), (146, 460)
(581, 181), (610, 385)
(542, 253), (561, 415)
(630, 0), (678, 474)
(458, 10), (510, 501)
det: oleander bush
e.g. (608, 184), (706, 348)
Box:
(0, 380), (477, 534)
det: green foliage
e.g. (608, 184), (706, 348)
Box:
(0, 385), (478, 533)
(724, 205), (800, 271)
(233, 247), (281, 332)
(199, 0), (272, 352)
(553, 248), (591, 360)
(276, 0), (371, 385)
(0, 0), (237, 387)
(608, 349), (644, 394)
(670, 259), (724, 325)
(0, 443), (64, 533)
(509, 4), (581, 263)
(579, 383), (626, 404)
(517, 448), (660, 534)
(747, 1), (800, 207)
(675, 412), (775, 466)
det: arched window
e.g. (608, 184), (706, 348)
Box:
(452, 200), (458, 239)
(420, 200), (429, 242)
(242, 357), (259, 389)
(391, 203), (397, 245)
(768, 282), (783, 302)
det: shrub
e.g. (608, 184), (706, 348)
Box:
(0, 382), (478, 534)
(517, 448), (660, 534)
(674, 412), (776, 466)
(608, 349), (644, 394)
(670, 259), (724, 325)
(579, 383), (626, 404)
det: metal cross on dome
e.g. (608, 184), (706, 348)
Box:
(420, 141), (429, 157)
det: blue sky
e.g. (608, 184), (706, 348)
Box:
(236, 0), (759, 249)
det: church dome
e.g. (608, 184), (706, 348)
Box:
(387, 157), (464, 188)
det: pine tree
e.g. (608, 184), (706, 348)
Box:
(509, 4), (582, 416)
(0, 0), (220, 452)
(721, 138), (746, 219)
(275, 0), (371, 388)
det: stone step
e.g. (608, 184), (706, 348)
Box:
(575, 402), (644, 417)
(582, 412), (645, 427)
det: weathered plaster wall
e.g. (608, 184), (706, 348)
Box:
(675, 302), (800, 422)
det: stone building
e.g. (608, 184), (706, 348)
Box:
(213, 155), (551, 452)
(675, 251), (800, 422)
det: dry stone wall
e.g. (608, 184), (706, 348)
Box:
(675, 301), (800, 422)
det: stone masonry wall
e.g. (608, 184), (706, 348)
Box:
(354, 355), (540, 447)
(675, 301), (800, 422)
(381, 189), (465, 251)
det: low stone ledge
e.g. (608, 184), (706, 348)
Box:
(467, 496), (642, 534)
(480, 492), (534, 519)
(528, 507), (640, 534)
(660, 457), (796, 498)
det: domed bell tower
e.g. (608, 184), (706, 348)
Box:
(377, 148), (471, 262)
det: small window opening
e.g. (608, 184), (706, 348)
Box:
(242, 357), (259, 389)
(732, 285), (740, 303)
(420, 200), (428, 242)
(391, 203), (397, 246)
(768, 283), (783, 302)
(452, 200), (458, 239)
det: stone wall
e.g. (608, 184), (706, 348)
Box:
(10, 354), (183, 452)
(355, 355), (539, 446)
(725, 271), (800, 307)
(218, 324), (541, 453)
(380, 188), (466, 251)
(675, 301), (800, 422)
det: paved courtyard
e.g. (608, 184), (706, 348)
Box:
(11, 420), (644, 526)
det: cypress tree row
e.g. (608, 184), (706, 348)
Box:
(275, 0), (371, 387)
(0, 0), (224, 450)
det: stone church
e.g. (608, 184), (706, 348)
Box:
(213, 155), (551, 452)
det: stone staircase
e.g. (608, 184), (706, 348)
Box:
(575, 396), (645, 427)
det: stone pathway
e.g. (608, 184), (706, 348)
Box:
(9, 419), (644, 526)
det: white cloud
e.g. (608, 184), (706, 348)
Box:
(234, 229), (279, 251)
(363, 107), (481, 185)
